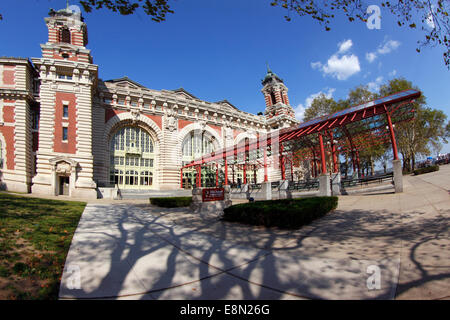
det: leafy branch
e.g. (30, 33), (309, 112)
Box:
(78, 0), (173, 22)
(272, 0), (450, 67)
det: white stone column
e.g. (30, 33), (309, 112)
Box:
(319, 173), (331, 196)
(331, 172), (341, 196)
(392, 159), (403, 193)
(261, 181), (272, 200)
(279, 179), (289, 199)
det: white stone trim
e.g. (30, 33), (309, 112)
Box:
(0, 131), (7, 170)
(177, 122), (223, 150)
(234, 131), (258, 145)
(104, 112), (162, 143)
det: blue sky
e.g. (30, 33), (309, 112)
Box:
(1, 0), (449, 154)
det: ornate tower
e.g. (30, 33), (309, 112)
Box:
(31, 5), (98, 199)
(261, 66), (297, 129)
(41, 5), (91, 63)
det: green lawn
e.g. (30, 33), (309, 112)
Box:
(0, 192), (86, 300)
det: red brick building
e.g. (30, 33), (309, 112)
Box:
(0, 6), (298, 199)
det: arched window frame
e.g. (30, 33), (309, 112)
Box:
(109, 126), (155, 188)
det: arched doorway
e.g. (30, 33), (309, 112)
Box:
(181, 130), (217, 188)
(109, 126), (155, 189)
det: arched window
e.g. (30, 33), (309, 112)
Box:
(109, 126), (155, 189)
(61, 27), (71, 44)
(182, 131), (215, 160)
(270, 91), (277, 105)
(181, 130), (217, 188)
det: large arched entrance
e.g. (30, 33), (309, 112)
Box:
(109, 126), (155, 189)
(181, 130), (218, 188)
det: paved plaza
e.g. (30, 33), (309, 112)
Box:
(59, 166), (450, 300)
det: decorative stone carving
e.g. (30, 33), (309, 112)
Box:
(165, 115), (177, 132)
(199, 120), (207, 131)
(56, 161), (71, 175)
(130, 108), (140, 124)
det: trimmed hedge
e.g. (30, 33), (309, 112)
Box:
(149, 196), (192, 208)
(413, 165), (439, 175)
(222, 196), (338, 229)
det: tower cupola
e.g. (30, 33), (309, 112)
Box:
(41, 3), (92, 63)
(261, 66), (296, 128)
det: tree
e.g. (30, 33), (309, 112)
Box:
(78, 0), (173, 22)
(379, 78), (448, 171)
(303, 85), (384, 177)
(345, 85), (386, 176)
(347, 85), (376, 106)
(0, 0), (173, 23)
(303, 93), (338, 121)
(270, 0), (450, 67)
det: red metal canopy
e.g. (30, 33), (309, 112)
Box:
(182, 89), (420, 170)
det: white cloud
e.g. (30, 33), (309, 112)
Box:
(311, 39), (360, 80)
(311, 61), (322, 69)
(366, 39), (401, 63)
(367, 76), (384, 92)
(338, 39), (353, 54)
(388, 69), (397, 77)
(322, 54), (361, 80)
(294, 104), (307, 121)
(294, 88), (336, 121)
(366, 52), (377, 63)
(377, 40), (401, 54)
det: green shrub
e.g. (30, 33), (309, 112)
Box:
(222, 196), (338, 229)
(413, 165), (439, 175)
(149, 196), (192, 208)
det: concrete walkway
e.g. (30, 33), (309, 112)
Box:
(59, 165), (450, 300)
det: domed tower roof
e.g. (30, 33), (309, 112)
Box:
(48, 0), (83, 21)
(261, 65), (284, 86)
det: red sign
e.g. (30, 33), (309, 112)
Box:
(202, 188), (225, 202)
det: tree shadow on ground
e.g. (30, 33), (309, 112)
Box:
(59, 201), (449, 300)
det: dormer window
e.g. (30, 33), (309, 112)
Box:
(61, 27), (71, 44)
(62, 53), (69, 60)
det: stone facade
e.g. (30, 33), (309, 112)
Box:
(0, 6), (299, 199)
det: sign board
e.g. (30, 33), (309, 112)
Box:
(202, 188), (225, 202)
